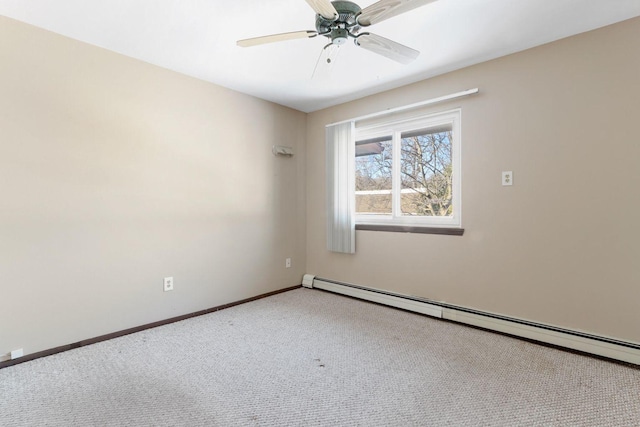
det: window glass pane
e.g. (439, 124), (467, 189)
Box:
(355, 138), (393, 215)
(400, 127), (453, 217)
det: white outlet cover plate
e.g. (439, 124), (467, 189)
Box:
(163, 277), (174, 291)
(502, 171), (513, 186)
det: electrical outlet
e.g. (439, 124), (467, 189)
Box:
(285, 258), (291, 268)
(163, 277), (174, 292)
(502, 171), (513, 186)
(10, 348), (24, 360)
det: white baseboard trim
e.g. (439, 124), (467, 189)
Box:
(313, 277), (443, 319)
(308, 276), (640, 366)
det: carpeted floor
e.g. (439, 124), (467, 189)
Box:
(1, 287), (639, 426)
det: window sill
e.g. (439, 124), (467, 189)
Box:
(355, 224), (464, 236)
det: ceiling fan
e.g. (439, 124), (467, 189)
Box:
(237, 0), (437, 65)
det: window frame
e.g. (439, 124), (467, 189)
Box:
(354, 108), (462, 229)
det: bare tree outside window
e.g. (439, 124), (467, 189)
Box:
(400, 128), (452, 216)
(355, 128), (452, 217)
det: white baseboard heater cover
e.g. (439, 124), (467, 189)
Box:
(305, 276), (640, 366)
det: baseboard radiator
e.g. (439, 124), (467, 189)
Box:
(302, 275), (640, 366)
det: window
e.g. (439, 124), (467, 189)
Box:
(354, 109), (461, 229)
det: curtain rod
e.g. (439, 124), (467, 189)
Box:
(326, 88), (479, 127)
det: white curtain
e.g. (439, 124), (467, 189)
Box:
(326, 121), (355, 253)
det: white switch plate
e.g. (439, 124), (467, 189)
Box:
(502, 171), (513, 186)
(163, 277), (174, 292)
(10, 348), (24, 360)
(285, 258), (291, 268)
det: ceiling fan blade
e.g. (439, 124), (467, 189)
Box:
(305, 0), (339, 20)
(237, 30), (317, 47)
(355, 33), (419, 64)
(358, 0), (437, 26)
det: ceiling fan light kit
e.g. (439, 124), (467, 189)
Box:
(237, 0), (436, 65)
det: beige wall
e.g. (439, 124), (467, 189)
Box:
(306, 17), (640, 343)
(0, 16), (307, 358)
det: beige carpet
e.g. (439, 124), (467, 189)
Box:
(1, 287), (639, 426)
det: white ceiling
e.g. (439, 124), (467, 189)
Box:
(1, 0), (639, 112)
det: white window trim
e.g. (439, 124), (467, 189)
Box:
(354, 108), (462, 228)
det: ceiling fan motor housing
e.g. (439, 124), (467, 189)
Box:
(316, 0), (362, 44)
